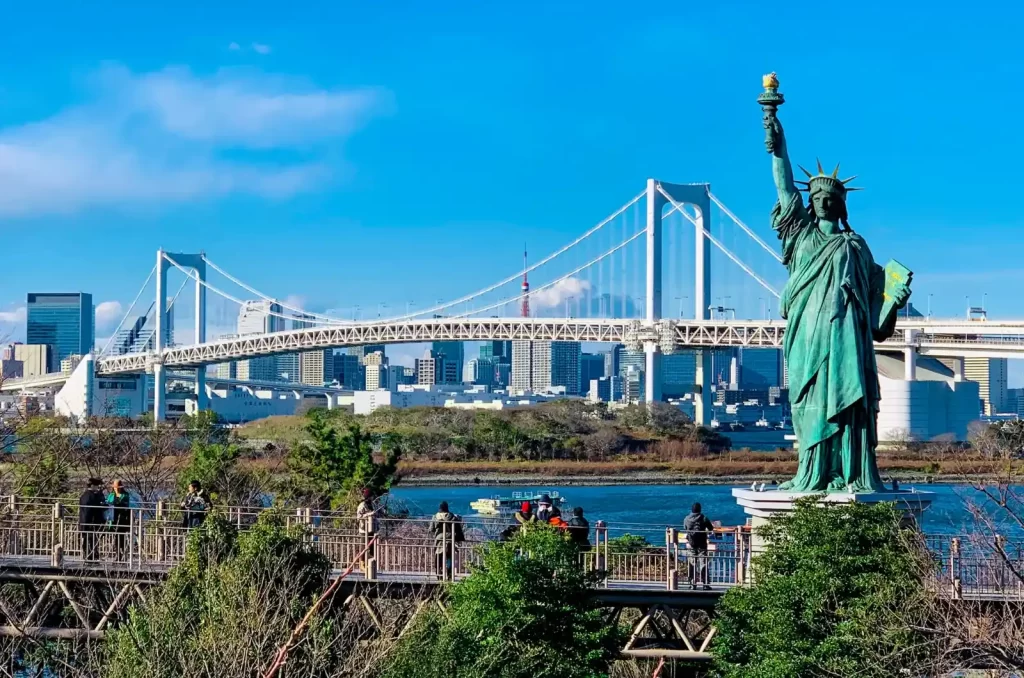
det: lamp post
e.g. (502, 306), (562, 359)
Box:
(927, 294), (932, 320)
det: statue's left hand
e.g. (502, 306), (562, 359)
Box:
(892, 282), (911, 309)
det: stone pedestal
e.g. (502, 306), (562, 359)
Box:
(732, 488), (936, 580)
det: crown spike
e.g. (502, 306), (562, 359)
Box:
(797, 164), (813, 178)
(841, 175), (858, 185)
(832, 163), (840, 178)
(816, 158), (824, 175)
(845, 187), (863, 192)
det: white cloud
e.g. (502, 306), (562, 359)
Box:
(0, 306), (26, 324)
(251, 43), (271, 55)
(0, 65), (387, 216)
(529, 277), (593, 311)
(95, 300), (124, 331)
(228, 42), (241, 51)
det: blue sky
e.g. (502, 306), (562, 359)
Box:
(2, 2), (1024, 379)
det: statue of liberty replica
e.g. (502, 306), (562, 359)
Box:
(760, 73), (912, 493)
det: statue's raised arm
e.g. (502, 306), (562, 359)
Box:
(759, 73), (799, 206)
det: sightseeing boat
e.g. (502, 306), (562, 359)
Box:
(470, 490), (567, 516)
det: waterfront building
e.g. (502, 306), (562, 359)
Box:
(334, 353), (365, 390)
(431, 341), (464, 384)
(26, 293), (94, 372)
(740, 348), (784, 389)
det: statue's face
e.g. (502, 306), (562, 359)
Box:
(811, 191), (843, 221)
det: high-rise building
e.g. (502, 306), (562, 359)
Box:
(469, 357), (496, 387)
(238, 300), (285, 335)
(347, 344), (386, 359)
(213, 361), (237, 379)
(13, 344), (50, 378)
(334, 353), (365, 390)
(551, 341), (582, 395)
(415, 351), (441, 385)
(604, 346), (622, 381)
(580, 353), (605, 391)
(623, 366), (645, 404)
(363, 351), (388, 390)
(963, 357), (1009, 415)
(431, 341), (464, 384)
(479, 341), (512, 362)
(26, 293), (94, 372)
(237, 356), (279, 382)
(619, 349), (645, 378)
(511, 340), (550, 393)
(740, 348), (784, 389)
(589, 376), (623, 403)
(662, 351), (697, 399)
(298, 350), (334, 387)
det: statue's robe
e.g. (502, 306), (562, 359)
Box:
(773, 192), (886, 492)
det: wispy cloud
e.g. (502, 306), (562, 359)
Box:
(95, 300), (124, 331)
(529, 277), (592, 312)
(228, 42), (242, 51)
(0, 65), (387, 217)
(251, 43), (272, 55)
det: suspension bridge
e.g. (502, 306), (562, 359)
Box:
(6, 179), (1024, 425)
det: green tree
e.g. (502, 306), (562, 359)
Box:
(105, 513), (337, 678)
(176, 412), (267, 506)
(284, 410), (399, 509)
(711, 499), (937, 678)
(385, 526), (620, 678)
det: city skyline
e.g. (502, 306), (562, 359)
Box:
(2, 4), (1024, 381)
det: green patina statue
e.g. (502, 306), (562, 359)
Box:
(759, 73), (912, 493)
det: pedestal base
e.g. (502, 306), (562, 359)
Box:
(732, 488), (935, 580)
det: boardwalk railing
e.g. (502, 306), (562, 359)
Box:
(0, 497), (1020, 596)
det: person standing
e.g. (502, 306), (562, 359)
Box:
(180, 480), (212, 529)
(536, 494), (554, 522)
(429, 502), (463, 580)
(107, 480), (131, 560)
(683, 502), (716, 590)
(567, 507), (591, 551)
(78, 478), (107, 562)
(356, 489), (380, 537)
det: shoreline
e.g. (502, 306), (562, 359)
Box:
(397, 471), (989, 488)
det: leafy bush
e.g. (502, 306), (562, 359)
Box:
(384, 526), (620, 678)
(711, 498), (937, 677)
(607, 533), (653, 553)
(105, 512), (336, 678)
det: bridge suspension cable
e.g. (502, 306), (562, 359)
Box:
(452, 229), (647, 318)
(99, 265), (155, 357)
(388, 190), (646, 321)
(199, 255), (345, 326)
(657, 186), (780, 299)
(708, 192), (784, 265)
(163, 254), (309, 329)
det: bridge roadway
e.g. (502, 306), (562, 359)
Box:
(93, 317), (1024, 375)
(0, 501), (1016, 661)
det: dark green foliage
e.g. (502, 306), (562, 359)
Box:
(104, 512), (335, 678)
(385, 526), (620, 678)
(711, 499), (937, 677)
(607, 533), (652, 553)
(293, 400), (728, 464)
(284, 410), (400, 509)
(175, 411), (267, 506)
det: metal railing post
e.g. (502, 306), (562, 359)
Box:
(156, 500), (166, 563)
(51, 502), (60, 556)
(736, 527), (745, 584)
(950, 537), (962, 600)
(595, 524), (608, 587)
(666, 528), (677, 591)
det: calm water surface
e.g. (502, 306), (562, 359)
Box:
(390, 484), (1008, 537)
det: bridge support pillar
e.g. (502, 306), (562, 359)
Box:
(904, 329), (919, 381)
(644, 342), (662, 404)
(952, 357), (964, 382)
(694, 350), (712, 427)
(194, 254), (207, 412)
(152, 364), (166, 424)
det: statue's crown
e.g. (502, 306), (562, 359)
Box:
(795, 159), (862, 195)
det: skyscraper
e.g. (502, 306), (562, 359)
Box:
(550, 341), (582, 395)
(580, 353), (605, 392)
(347, 344), (386, 358)
(661, 351), (697, 398)
(26, 293), (94, 373)
(299, 349), (334, 387)
(431, 341), (464, 384)
(740, 348), (784, 389)
(963, 357), (1009, 416)
(511, 340), (549, 393)
(479, 341), (512, 362)
(236, 301), (284, 382)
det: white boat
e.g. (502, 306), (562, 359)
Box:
(470, 490), (566, 516)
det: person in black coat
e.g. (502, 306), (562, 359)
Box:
(78, 478), (107, 561)
(107, 479), (131, 560)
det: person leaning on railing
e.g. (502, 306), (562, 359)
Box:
(78, 478), (107, 561)
(429, 502), (464, 580)
(567, 507), (591, 551)
(683, 502), (715, 591)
